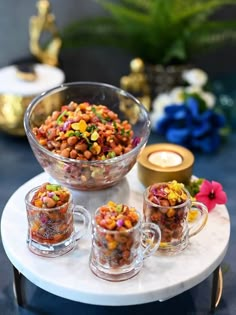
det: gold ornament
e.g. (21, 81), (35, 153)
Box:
(29, 0), (61, 66)
(120, 58), (151, 111)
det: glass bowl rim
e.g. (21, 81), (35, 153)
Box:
(25, 184), (72, 212)
(93, 208), (142, 234)
(24, 81), (151, 166)
(144, 184), (191, 209)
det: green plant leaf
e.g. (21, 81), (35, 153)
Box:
(98, 0), (149, 25)
(173, 0), (236, 23)
(163, 39), (187, 64)
(62, 17), (125, 48)
(61, 0), (236, 65)
(113, 0), (151, 11)
(187, 20), (236, 54)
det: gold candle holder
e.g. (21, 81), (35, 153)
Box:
(137, 143), (194, 187)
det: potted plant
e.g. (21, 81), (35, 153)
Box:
(61, 0), (236, 99)
(61, 0), (236, 65)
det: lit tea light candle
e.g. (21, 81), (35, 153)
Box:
(148, 151), (183, 168)
(137, 143), (195, 187)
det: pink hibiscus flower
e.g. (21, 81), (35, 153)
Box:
(195, 180), (227, 212)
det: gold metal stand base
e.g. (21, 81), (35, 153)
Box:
(12, 264), (224, 312)
(211, 266), (223, 313)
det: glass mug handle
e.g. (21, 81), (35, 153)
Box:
(141, 222), (161, 258)
(72, 205), (91, 242)
(188, 201), (208, 238)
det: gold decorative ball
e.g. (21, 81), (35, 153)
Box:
(130, 58), (145, 73)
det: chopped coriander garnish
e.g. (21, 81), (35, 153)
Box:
(91, 106), (108, 124)
(107, 151), (116, 158)
(121, 128), (130, 136)
(56, 110), (68, 125)
(113, 121), (118, 129)
(116, 204), (123, 212)
(74, 131), (81, 137)
(86, 124), (97, 133)
(67, 131), (75, 137)
(52, 195), (60, 201)
(46, 184), (61, 191)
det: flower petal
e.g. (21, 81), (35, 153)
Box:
(191, 134), (221, 153)
(182, 68), (208, 87)
(199, 179), (212, 194)
(166, 127), (190, 144)
(211, 181), (223, 192)
(195, 194), (217, 211)
(164, 104), (186, 119)
(195, 179), (227, 211)
(192, 121), (211, 137)
(211, 181), (228, 204)
(211, 112), (226, 128)
(215, 190), (228, 204)
(186, 97), (200, 118)
(156, 117), (171, 134)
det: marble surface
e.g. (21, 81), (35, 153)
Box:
(1, 164), (230, 306)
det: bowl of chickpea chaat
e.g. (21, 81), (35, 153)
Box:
(24, 82), (151, 190)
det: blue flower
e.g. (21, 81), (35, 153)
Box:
(155, 95), (226, 153)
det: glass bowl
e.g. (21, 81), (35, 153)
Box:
(24, 82), (151, 190)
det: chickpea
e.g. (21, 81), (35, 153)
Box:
(67, 136), (78, 146)
(166, 208), (176, 218)
(80, 175), (88, 182)
(84, 150), (92, 160)
(75, 143), (88, 152)
(51, 111), (60, 120)
(160, 199), (170, 207)
(67, 101), (77, 111)
(124, 147), (132, 154)
(107, 111), (118, 120)
(61, 148), (70, 158)
(70, 149), (78, 159)
(43, 197), (56, 208)
(78, 102), (88, 111)
(113, 145), (122, 156)
(122, 250), (131, 259)
(104, 129), (113, 137)
(60, 141), (68, 151)
(47, 128), (57, 140)
(51, 141), (61, 149)
(47, 142), (54, 150)
(76, 154), (86, 160)
(81, 114), (90, 122)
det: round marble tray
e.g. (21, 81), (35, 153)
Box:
(1, 164), (230, 306)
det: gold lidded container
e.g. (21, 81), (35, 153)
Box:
(137, 143), (195, 187)
(0, 63), (64, 136)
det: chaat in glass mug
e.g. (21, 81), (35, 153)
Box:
(143, 181), (208, 255)
(25, 182), (91, 257)
(89, 201), (161, 281)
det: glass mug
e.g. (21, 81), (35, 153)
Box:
(25, 185), (91, 257)
(89, 206), (161, 281)
(143, 182), (208, 255)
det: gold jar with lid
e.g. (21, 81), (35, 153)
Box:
(0, 64), (64, 136)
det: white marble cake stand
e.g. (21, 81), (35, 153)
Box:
(1, 164), (230, 306)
